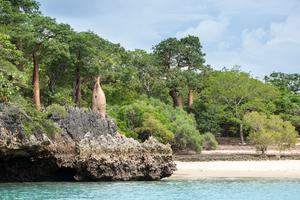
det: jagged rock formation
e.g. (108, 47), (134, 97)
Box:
(0, 103), (175, 182)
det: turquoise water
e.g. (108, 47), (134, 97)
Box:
(1, 180), (300, 200)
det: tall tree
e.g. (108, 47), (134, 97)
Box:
(178, 36), (206, 110)
(69, 31), (102, 106)
(24, 15), (71, 110)
(265, 72), (300, 134)
(153, 38), (185, 108)
(205, 68), (279, 144)
(129, 49), (161, 97)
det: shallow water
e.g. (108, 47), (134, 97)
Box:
(0, 180), (300, 200)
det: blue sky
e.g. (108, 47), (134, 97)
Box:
(38, 0), (300, 77)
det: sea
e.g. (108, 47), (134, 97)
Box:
(0, 180), (299, 200)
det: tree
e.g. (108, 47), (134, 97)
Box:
(129, 49), (161, 97)
(0, 0), (39, 70)
(1, 0), (72, 111)
(265, 72), (300, 94)
(266, 73), (300, 134)
(243, 112), (273, 154)
(69, 31), (102, 106)
(178, 35), (206, 110)
(271, 116), (298, 155)
(244, 112), (298, 155)
(0, 0), (39, 26)
(24, 15), (71, 111)
(205, 68), (279, 144)
(153, 38), (185, 108)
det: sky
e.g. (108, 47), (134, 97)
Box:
(38, 0), (300, 78)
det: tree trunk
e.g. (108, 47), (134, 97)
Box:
(32, 53), (41, 111)
(188, 89), (193, 110)
(74, 66), (81, 107)
(239, 123), (245, 145)
(92, 75), (106, 117)
(169, 88), (183, 108)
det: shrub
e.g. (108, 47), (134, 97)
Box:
(272, 120), (298, 154)
(135, 113), (174, 144)
(119, 104), (143, 129)
(170, 109), (203, 152)
(7, 96), (61, 137)
(248, 129), (274, 155)
(171, 122), (203, 152)
(49, 87), (74, 106)
(22, 106), (61, 137)
(110, 98), (204, 152)
(0, 72), (19, 102)
(202, 132), (218, 150)
(244, 112), (298, 155)
(46, 103), (67, 119)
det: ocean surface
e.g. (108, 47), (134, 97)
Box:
(0, 180), (300, 200)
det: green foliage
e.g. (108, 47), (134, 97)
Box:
(135, 113), (174, 144)
(152, 36), (207, 107)
(265, 72), (300, 94)
(193, 100), (222, 135)
(202, 132), (218, 150)
(171, 118), (203, 152)
(0, 72), (19, 101)
(248, 129), (274, 155)
(48, 87), (74, 106)
(244, 112), (298, 155)
(46, 103), (67, 118)
(8, 95), (61, 137)
(110, 98), (203, 152)
(271, 118), (298, 153)
(204, 68), (279, 141)
(0, 33), (23, 62)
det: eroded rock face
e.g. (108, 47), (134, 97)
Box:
(0, 103), (175, 182)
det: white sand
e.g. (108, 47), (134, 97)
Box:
(166, 160), (300, 180)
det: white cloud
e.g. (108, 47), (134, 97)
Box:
(206, 15), (300, 77)
(270, 15), (300, 44)
(176, 17), (229, 44)
(213, 0), (300, 16)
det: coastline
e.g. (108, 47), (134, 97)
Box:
(165, 160), (300, 180)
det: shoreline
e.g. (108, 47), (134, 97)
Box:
(165, 160), (300, 180)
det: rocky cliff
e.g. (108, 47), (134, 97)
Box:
(0, 103), (175, 182)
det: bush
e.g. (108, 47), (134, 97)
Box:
(109, 98), (204, 152)
(171, 122), (203, 152)
(135, 113), (174, 144)
(49, 87), (74, 106)
(203, 132), (218, 150)
(46, 103), (67, 119)
(0, 72), (19, 102)
(248, 129), (274, 155)
(272, 119), (298, 154)
(244, 112), (298, 155)
(8, 96), (61, 137)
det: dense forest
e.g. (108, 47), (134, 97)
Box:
(1, 0), (299, 153)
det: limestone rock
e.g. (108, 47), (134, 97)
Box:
(0, 103), (175, 182)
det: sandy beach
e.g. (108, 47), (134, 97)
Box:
(166, 160), (300, 180)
